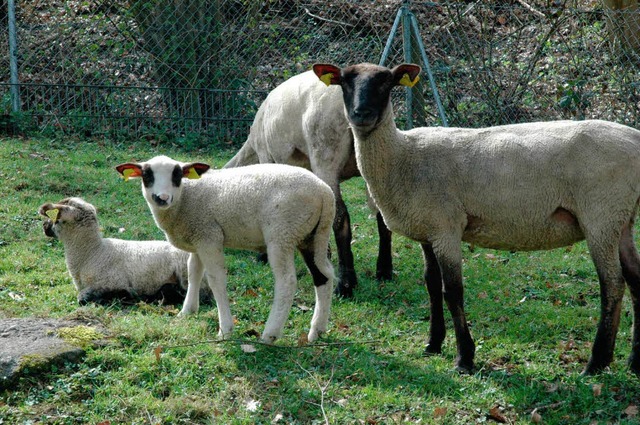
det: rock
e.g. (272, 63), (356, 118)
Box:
(0, 318), (107, 390)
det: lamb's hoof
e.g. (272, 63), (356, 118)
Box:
(375, 268), (393, 282)
(455, 364), (474, 375)
(334, 281), (355, 298)
(582, 356), (611, 376)
(177, 308), (197, 317)
(260, 334), (278, 345)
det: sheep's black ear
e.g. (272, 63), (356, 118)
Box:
(392, 64), (421, 87)
(115, 163), (143, 182)
(183, 163), (210, 179)
(313, 64), (341, 86)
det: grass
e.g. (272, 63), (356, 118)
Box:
(1, 136), (639, 424)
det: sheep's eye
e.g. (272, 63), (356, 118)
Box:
(142, 166), (154, 188)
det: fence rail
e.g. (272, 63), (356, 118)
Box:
(2, 1), (640, 147)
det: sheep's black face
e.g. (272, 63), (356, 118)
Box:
(341, 65), (395, 131)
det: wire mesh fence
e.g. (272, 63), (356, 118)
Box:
(1, 1), (640, 148)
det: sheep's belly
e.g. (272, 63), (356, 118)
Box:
(461, 212), (585, 251)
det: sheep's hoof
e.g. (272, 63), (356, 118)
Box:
(177, 308), (197, 317)
(423, 344), (442, 356)
(582, 355), (612, 375)
(334, 282), (354, 298)
(454, 364), (474, 375)
(629, 354), (640, 376)
(260, 334), (278, 345)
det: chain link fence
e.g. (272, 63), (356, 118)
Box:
(1, 1), (640, 148)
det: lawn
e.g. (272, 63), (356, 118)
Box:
(1, 137), (639, 424)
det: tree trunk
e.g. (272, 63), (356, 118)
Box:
(603, 0), (640, 56)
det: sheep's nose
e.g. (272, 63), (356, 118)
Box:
(152, 193), (170, 206)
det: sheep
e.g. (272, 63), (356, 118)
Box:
(38, 197), (211, 305)
(224, 70), (393, 298)
(115, 155), (335, 343)
(313, 61), (640, 375)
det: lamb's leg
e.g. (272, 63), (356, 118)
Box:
(583, 232), (626, 374)
(198, 247), (234, 338)
(300, 247), (334, 342)
(618, 222), (640, 375)
(421, 243), (446, 355)
(432, 237), (475, 373)
(262, 244), (297, 343)
(178, 253), (204, 316)
(376, 211), (393, 281)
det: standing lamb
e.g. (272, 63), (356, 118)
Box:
(313, 62), (640, 375)
(115, 156), (335, 343)
(38, 197), (211, 305)
(225, 70), (393, 298)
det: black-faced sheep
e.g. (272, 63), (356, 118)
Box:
(313, 62), (640, 375)
(115, 156), (335, 342)
(224, 70), (393, 298)
(38, 197), (211, 305)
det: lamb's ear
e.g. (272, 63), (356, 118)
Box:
(312, 64), (342, 87)
(183, 163), (210, 179)
(38, 203), (60, 223)
(115, 163), (143, 182)
(392, 64), (421, 88)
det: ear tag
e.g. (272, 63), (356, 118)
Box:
(186, 167), (201, 180)
(46, 208), (59, 223)
(320, 73), (334, 87)
(121, 168), (136, 182)
(399, 73), (419, 88)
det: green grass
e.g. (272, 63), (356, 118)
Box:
(1, 137), (639, 424)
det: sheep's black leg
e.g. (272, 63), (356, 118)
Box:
(333, 192), (357, 298)
(619, 222), (640, 375)
(431, 241), (475, 373)
(583, 237), (626, 374)
(422, 243), (446, 355)
(375, 211), (393, 281)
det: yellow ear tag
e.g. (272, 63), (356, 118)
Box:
(186, 167), (201, 180)
(121, 168), (136, 182)
(399, 73), (419, 88)
(46, 208), (59, 223)
(320, 73), (334, 87)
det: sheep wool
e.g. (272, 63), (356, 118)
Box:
(314, 62), (640, 376)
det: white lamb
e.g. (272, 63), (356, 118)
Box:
(38, 197), (210, 305)
(225, 70), (393, 298)
(115, 156), (335, 342)
(314, 62), (640, 375)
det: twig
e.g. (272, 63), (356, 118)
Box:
(304, 8), (354, 27)
(297, 360), (334, 425)
(515, 0), (547, 19)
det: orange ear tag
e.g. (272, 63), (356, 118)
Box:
(399, 73), (419, 88)
(186, 167), (201, 179)
(46, 208), (59, 223)
(320, 73), (334, 87)
(121, 168), (136, 182)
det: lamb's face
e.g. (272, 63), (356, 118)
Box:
(38, 197), (99, 239)
(115, 155), (210, 211)
(312, 62), (421, 134)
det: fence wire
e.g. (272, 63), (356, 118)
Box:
(1, 1), (640, 147)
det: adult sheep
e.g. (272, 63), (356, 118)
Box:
(115, 156), (335, 343)
(313, 62), (640, 375)
(39, 197), (211, 305)
(225, 70), (393, 298)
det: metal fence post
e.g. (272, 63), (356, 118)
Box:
(8, 0), (20, 114)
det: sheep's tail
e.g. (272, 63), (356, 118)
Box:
(224, 140), (259, 168)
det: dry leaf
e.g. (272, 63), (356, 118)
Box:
(433, 407), (447, 418)
(154, 346), (163, 364)
(241, 344), (257, 353)
(592, 383), (603, 397)
(488, 406), (507, 423)
(244, 289), (258, 297)
(297, 333), (309, 347)
(531, 408), (542, 423)
(297, 304), (312, 311)
(477, 291), (488, 299)
(625, 404), (639, 417)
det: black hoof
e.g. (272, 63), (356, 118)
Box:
(376, 269), (393, 282)
(423, 344), (442, 356)
(334, 283), (354, 298)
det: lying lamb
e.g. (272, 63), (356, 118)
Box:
(39, 197), (210, 305)
(314, 62), (640, 375)
(115, 156), (335, 342)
